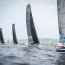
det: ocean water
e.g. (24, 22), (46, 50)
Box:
(0, 42), (65, 65)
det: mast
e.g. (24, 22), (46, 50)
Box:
(57, 0), (65, 43)
(0, 28), (4, 44)
(12, 24), (18, 44)
(26, 4), (39, 44)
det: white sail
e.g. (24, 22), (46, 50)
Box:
(57, 0), (65, 43)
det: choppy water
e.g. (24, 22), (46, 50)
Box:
(0, 43), (65, 65)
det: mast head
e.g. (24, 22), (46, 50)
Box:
(27, 3), (31, 9)
(13, 24), (15, 25)
(12, 24), (15, 27)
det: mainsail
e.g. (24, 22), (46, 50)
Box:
(0, 28), (4, 44)
(26, 4), (39, 44)
(57, 0), (65, 43)
(12, 24), (18, 44)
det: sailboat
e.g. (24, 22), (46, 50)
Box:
(56, 0), (65, 52)
(0, 28), (4, 44)
(26, 4), (40, 46)
(12, 24), (18, 44)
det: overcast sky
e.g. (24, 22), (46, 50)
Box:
(0, 0), (59, 40)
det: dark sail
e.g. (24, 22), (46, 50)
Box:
(0, 28), (4, 44)
(26, 4), (39, 44)
(12, 24), (18, 44)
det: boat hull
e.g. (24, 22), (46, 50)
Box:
(56, 48), (65, 53)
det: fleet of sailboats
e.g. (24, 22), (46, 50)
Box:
(1, 1), (65, 52)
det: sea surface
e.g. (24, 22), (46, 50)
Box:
(0, 42), (65, 65)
